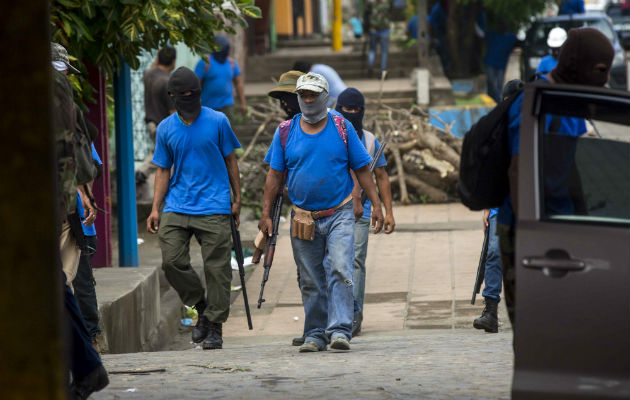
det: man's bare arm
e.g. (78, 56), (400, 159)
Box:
(354, 165), (383, 233)
(259, 168), (284, 236)
(147, 167), (170, 233)
(233, 75), (247, 115)
(225, 151), (242, 227)
(374, 166), (395, 233)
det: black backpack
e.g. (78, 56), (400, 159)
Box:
(457, 89), (523, 211)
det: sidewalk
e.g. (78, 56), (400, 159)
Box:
(223, 203), (509, 339)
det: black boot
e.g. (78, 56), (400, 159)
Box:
(292, 336), (305, 346)
(191, 299), (210, 343)
(203, 322), (223, 350)
(69, 365), (109, 400)
(473, 298), (499, 333)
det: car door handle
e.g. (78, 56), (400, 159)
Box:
(522, 257), (586, 271)
(522, 249), (587, 278)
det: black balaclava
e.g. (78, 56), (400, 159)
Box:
(277, 92), (301, 119)
(551, 27), (614, 87)
(335, 88), (365, 138)
(213, 35), (230, 64)
(168, 67), (202, 121)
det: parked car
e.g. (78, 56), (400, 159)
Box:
(521, 12), (627, 89)
(513, 81), (630, 399)
(605, 1), (630, 50)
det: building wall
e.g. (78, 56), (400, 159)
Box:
(275, 0), (314, 37)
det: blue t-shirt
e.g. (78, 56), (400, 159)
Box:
(152, 107), (241, 215)
(484, 30), (517, 69)
(311, 64), (347, 101)
(536, 55), (558, 75)
(407, 15), (419, 39)
(559, 0), (585, 15)
(361, 135), (387, 219)
(427, 3), (447, 35)
(497, 76), (587, 226)
(194, 55), (241, 110)
(77, 144), (103, 237)
(267, 113), (372, 211)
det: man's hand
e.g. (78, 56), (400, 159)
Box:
(371, 206), (384, 234)
(77, 186), (96, 227)
(232, 201), (241, 229)
(258, 215), (274, 237)
(353, 201), (364, 221)
(147, 209), (160, 234)
(239, 103), (247, 116)
(482, 209), (490, 232)
(383, 213), (395, 234)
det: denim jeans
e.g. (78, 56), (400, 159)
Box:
(368, 30), (390, 74)
(74, 235), (101, 340)
(290, 201), (355, 349)
(482, 214), (502, 302)
(486, 65), (505, 104)
(353, 218), (370, 314)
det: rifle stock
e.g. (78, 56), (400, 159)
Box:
(471, 226), (490, 305)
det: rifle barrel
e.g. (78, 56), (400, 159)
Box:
(471, 226), (490, 305)
(231, 216), (253, 329)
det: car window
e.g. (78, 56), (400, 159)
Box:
(537, 92), (630, 226)
(530, 18), (615, 47)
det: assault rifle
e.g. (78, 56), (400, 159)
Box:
(257, 181), (285, 309)
(361, 140), (387, 205)
(230, 216), (253, 329)
(471, 226), (490, 305)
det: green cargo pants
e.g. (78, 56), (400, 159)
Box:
(158, 212), (232, 323)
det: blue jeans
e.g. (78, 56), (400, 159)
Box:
(482, 214), (502, 302)
(290, 201), (355, 349)
(353, 218), (370, 314)
(368, 30), (390, 74)
(486, 65), (505, 104)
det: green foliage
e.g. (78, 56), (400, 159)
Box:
(51, 0), (261, 95)
(481, 0), (549, 27)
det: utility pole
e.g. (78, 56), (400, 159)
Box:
(416, 0), (430, 105)
(332, 0), (342, 51)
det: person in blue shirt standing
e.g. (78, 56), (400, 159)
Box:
(74, 144), (104, 351)
(427, 0), (450, 74)
(335, 88), (396, 337)
(259, 73), (384, 352)
(559, 0), (585, 15)
(147, 67), (242, 350)
(497, 28), (614, 328)
(483, 21), (518, 103)
(194, 35), (246, 122)
(536, 27), (567, 76)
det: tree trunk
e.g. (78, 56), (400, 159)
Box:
(446, 0), (482, 78)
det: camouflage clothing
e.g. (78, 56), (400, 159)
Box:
(52, 69), (78, 219)
(368, 1), (391, 32)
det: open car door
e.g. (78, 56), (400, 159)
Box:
(513, 82), (630, 399)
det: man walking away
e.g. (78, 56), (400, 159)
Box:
(365, 0), (392, 78)
(194, 35), (247, 121)
(147, 67), (242, 350)
(335, 88), (395, 336)
(483, 20), (517, 103)
(259, 73), (384, 352)
(137, 46), (176, 189)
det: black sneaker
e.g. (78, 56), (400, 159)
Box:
(192, 315), (211, 343)
(202, 322), (223, 350)
(292, 336), (305, 346)
(69, 365), (109, 400)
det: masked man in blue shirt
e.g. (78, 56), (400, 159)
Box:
(260, 73), (384, 352)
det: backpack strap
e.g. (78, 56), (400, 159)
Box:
(331, 114), (348, 147)
(279, 119), (292, 151)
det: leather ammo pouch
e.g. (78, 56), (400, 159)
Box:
(291, 195), (352, 241)
(291, 206), (316, 241)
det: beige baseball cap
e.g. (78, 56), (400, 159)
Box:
(295, 72), (329, 94)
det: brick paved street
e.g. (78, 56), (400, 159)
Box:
(97, 204), (515, 399)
